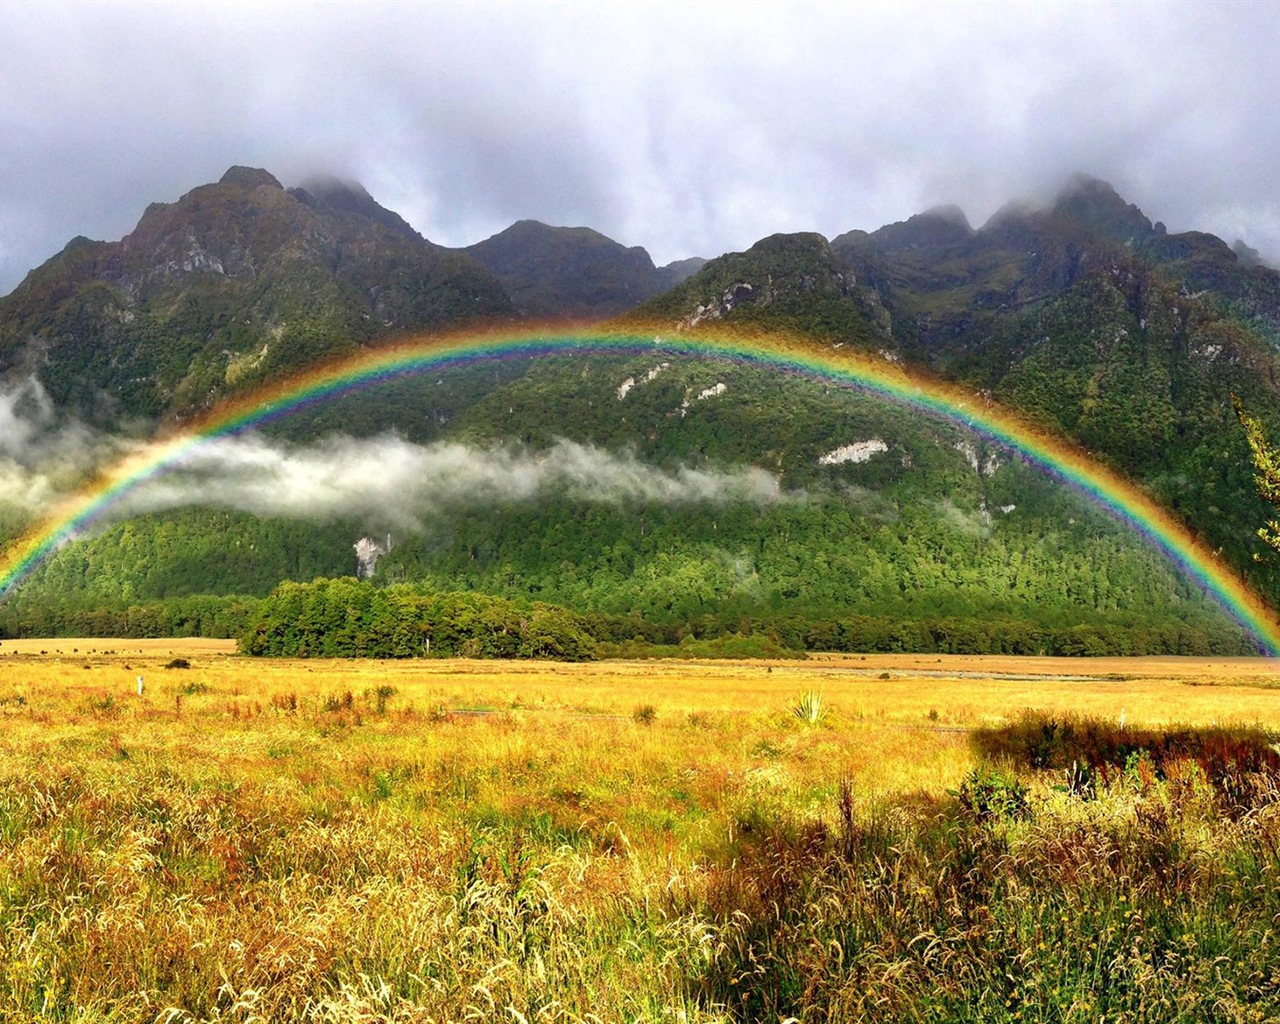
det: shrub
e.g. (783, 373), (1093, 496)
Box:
(973, 710), (1280, 799)
(270, 692), (298, 713)
(791, 689), (829, 726)
(323, 691), (355, 713)
(954, 764), (1029, 821)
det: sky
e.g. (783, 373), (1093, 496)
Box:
(1, 0), (1278, 295)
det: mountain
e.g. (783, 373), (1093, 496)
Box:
(0, 167), (514, 423)
(626, 231), (894, 347)
(623, 177), (1280, 596)
(465, 219), (702, 319)
(3, 168), (1280, 651)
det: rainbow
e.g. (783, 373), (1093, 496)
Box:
(2, 325), (1278, 655)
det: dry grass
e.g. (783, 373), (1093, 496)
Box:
(0, 643), (1278, 1021)
(6, 641), (1277, 726)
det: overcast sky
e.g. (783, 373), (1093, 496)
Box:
(1, 1), (1277, 294)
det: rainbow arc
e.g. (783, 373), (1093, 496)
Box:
(2, 326), (1277, 655)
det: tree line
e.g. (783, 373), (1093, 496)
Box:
(236, 578), (1254, 660)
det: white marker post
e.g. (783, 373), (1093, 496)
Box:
(137, 676), (144, 696)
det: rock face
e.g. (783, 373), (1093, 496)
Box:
(818, 440), (889, 466)
(0, 167), (513, 422)
(354, 534), (391, 579)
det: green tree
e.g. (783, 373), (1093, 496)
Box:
(1234, 396), (1280, 555)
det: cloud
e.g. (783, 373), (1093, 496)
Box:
(0, 377), (125, 510)
(2, 2), (1279, 293)
(0, 372), (789, 532)
(106, 433), (789, 530)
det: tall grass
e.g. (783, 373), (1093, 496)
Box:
(1, 657), (1279, 1020)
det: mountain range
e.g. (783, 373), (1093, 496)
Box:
(2, 166), (1279, 651)
(0, 167), (703, 423)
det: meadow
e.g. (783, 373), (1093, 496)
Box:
(2, 642), (1280, 1022)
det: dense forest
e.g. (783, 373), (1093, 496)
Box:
(236, 577), (1252, 660)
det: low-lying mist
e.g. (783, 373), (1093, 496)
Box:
(0, 378), (793, 535)
(111, 433), (792, 530)
(0, 377), (128, 512)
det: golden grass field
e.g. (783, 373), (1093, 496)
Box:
(6, 637), (1279, 728)
(2, 642), (1280, 1022)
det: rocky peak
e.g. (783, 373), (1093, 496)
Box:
(292, 175), (422, 242)
(466, 220), (665, 318)
(868, 205), (974, 252)
(218, 166), (283, 190)
(628, 230), (866, 335)
(1051, 174), (1154, 246)
(473, 220), (653, 264)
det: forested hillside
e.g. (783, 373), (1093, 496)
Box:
(624, 176), (1280, 601)
(1, 354), (1257, 653)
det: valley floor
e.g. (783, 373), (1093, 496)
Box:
(4, 640), (1279, 728)
(2, 647), (1280, 1021)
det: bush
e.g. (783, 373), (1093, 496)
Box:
(791, 689), (829, 726)
(972, 711), (1280, 806)
(954, 764), (1029, 821)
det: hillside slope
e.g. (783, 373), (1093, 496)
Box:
(1, 351), (1255, 653)
(2, 171), (1279, 649)
(623, 177), (1280, 595)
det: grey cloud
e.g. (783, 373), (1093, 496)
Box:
(0, 378), (124, 508)
(2, 2), (1279, 293)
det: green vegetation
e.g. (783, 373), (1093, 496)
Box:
(701, 754), (1280, 1021)
(233, 577), (1250, 659)
(629, 178), (1280, 604)
(241, 577), (597, 661)
(1235, 394), (1280, 555)
(6, 172), (1280, 651)
(629, 232), (885, 347)
(0, 592), (259, 640)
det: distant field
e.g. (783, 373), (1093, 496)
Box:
(4, 638), (1279, 728)
(2, 644), (1280, 1021)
